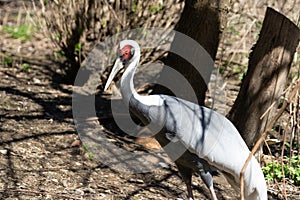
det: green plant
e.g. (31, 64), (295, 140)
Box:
(131, 0), (138, 12)
(233, 65), (247, 80)
(3, 56), (14, 67)
(43, 0), (49, 6)
(3, 23), (35, 42)
(3, 101), (10, 108)
(229, 25), (239, 36)
(82, 144), (94, 159)
(262, 155), (300, 186)
(53, 50), (65, 61)
(82, 144), (89, 151)
(131, 4), (138, 12)
(263, 162), (283, 181)
(22, 63), (30, 72)
(74, 43), (82, 55)
(219, 65), (226, 75)
(87, 152), (94, 159)
(148, 3), (163, 13)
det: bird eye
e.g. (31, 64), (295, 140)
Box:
(119, 45), (134, 64)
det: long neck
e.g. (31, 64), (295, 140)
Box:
(120, 53), (140, 105)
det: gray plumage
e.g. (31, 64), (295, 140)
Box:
(104, 40), (267, 200)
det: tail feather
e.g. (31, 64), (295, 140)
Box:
(221, 158), (268, 200)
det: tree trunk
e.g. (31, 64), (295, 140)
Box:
(152, 0), (232, 105)
(227, 7), (300, 149)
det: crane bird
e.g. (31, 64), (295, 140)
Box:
(104, 40), (267, 200)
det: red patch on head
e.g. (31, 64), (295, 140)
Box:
(121, 45), (132, 60)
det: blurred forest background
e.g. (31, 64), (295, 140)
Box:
(0, 0), (299, 199)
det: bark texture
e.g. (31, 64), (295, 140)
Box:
(153, 0), (232, 105)
(227, 7), (300, 148)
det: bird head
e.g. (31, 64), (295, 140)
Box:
(104, 40), (140, 91)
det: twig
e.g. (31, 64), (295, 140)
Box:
(239, 78), (300, 200)
(296, 91), (300, 156)
(260, 101), (276, 120)
(260, 83), (294, 120)
(290, 90), (299, 157)
(228, 19), (257, 65)
(280, 116), (290, 200)
(103, 0), (124, 28)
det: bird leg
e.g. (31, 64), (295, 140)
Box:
(176, 164), (194, 200)
(186, 179), (194, 200)
(209, 186), (218, 200)
(200, 171), (218, 200)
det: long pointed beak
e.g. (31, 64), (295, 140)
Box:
(104, 58), (124, 91)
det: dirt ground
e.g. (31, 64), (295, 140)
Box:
(0, 1), (299, 200)
(0, 26), (238, 200)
